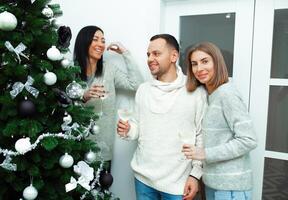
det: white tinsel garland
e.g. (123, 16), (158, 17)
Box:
(0, 119), (96, 171)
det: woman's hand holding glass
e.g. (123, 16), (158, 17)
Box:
(182, 145), (206, 161)
(82, 84), (105, 102)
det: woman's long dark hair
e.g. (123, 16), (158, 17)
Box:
(73, 26), (104, 81)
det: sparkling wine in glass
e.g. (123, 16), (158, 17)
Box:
(117, 108), (133, 122)
(178, 131), (195, 161)
(92, 78), (109, 117)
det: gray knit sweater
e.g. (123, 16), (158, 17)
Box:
(85, 51), (143, 161)
(202, 82), (257, 190)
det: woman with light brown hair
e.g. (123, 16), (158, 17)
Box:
(182, 42), (257, 200)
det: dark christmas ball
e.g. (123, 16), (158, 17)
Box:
(18, 99), (36, 117)
(99, 171), (113, 189)
(57, 26), (72, 48)
(53, 88), (72, 105)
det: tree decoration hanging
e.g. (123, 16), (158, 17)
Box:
(57, 26), (72, 48)
(59, 153), (74, 168)
(42, 6), (54, 18)
(23, 184), (38, 200)
(61, 58), (71, 68)
(43, 70), (57, 85)
(46, 46), (62, 61)
(15, 137), (32, 154)
(66, 81), (84, 99)
(0, 11), (17, 31)
(18, 98), (36, 117)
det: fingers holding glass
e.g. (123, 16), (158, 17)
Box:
(117, 119), (130, 138)
(179, 131), (195, 161)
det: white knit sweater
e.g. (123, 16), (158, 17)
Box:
(126, 67), (207, 195)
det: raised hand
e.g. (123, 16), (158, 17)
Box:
(107, 42), (127, 54)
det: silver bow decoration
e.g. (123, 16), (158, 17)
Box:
(65, 176), (91, 192)
(65, 161), (94, 192)
(5, 41), (29, 63)
(61, 122), (80, 135)
(10, 76), (39, 99)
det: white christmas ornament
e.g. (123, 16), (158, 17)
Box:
(44, 71), (57, 85)
(0, 11), (17, 31)
(59, 153), (74, 168)
(61, 58), (71, 68)
(84, 150), (97, 164)
(63, 113), (72, 124)
(15, 138), (32, 154)
(46, 46), (62, 61)
(51, 18), (63, 28)
(23, 184), (38, 200)
(42, 7), (54, 18)
(92, 124), (100, 134)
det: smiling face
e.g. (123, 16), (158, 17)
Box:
(190, 50), (215, 90)
(146, 38), (178, 81)
(88, 30), (105, 61)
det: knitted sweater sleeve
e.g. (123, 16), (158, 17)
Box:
(113, 51), (144, 91)
(190, 88), (207, 179)
(205, 92), (257, 163)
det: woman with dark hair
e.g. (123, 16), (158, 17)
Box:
(74, 25), (143, 172)
(182, 42), (257, 200)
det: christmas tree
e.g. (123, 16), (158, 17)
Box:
(0, 0), (114, 199)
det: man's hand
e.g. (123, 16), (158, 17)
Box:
(183, 176), (199, 200)
(117, 119), (130, 138)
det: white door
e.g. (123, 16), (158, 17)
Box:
(162, 0), (288, 199)
(250, 0), (288, 199)
(161, 0), (255, 105)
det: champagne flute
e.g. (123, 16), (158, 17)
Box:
(92, 78), (109, 117)
(178, 130), (195, 161)
(117, 107), (133, 138)
(117, 108), (133, 122)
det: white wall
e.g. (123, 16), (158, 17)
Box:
(52, 0), (161, 199)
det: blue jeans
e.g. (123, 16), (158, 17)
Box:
(205, 186), (252, 200)
(135, 178), (182, 200)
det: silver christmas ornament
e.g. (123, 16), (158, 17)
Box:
(42, 7), (54, 18)
(44, 71), (57, 85)
(61, 58), (71, 68)
(51, 18), (63, 28)
(84, 150), (97, 164)
(23, 184), (38, 200)
(92, 124), (100, 135)
(59, 153), (74, 168)
(66, 81), (84, 99)
(0, 11), (17, 31)
(46, 46), (62, 61)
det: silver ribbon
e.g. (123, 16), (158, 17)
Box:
(5, 41), (29, 63)
(61, 122), (80, 135)
(0, 156), (17, 171)
(10, 76), (39, 99)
